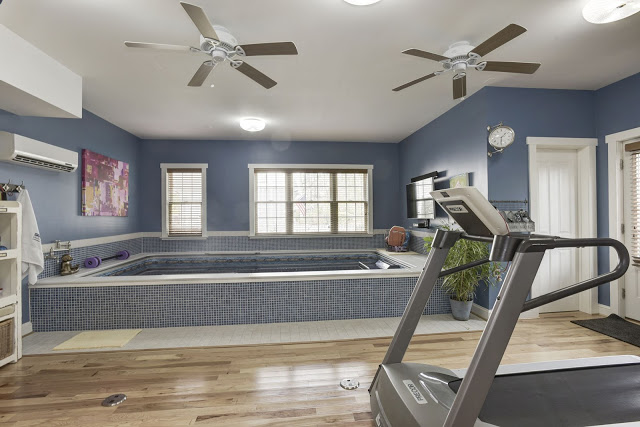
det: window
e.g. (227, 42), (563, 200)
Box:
(626, 142), (640, 262)
(161, 164), (207, 238)
(249, 164), (373, 236)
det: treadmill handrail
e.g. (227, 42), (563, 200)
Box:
(520, 237), (629, 312)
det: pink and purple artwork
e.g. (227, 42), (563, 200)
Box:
(81, 149), (129, 217)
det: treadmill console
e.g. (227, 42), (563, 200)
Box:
(431, 187), (509, 237)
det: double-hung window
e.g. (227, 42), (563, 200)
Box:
(161, 163), (207, 238)
(249, 164), (373, 236)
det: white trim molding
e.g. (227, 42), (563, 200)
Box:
(471, 303), (491, 320)
(248, 164), (375, 237)
(160, 163), (208, 240)
(527, 137), (599, 316)
(606, 126), (640, 317)
(41, 232), (144, 252)
(21, 322), (32, 336)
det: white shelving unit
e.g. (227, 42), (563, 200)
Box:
(0, 201), (22, 367)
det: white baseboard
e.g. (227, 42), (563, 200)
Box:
(598, 304), (613, 316)
(472, 303), (491, 320)
(22, 321), (32, 336)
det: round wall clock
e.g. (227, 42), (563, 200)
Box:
(487, 123), (515, 157)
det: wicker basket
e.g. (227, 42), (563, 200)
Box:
(0, 318), (14, 360)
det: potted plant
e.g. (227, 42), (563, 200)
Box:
(424, 225), (501, 321)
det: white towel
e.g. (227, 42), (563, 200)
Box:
(17, 190), (44, 285)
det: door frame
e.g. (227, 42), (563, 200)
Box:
(606, 126), (640, 318)
(528, 137), (599, 318)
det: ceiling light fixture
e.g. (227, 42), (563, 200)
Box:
(239, 118), (266, 132)
(343, 0), (382, 5)
(582, 0), (640, 24)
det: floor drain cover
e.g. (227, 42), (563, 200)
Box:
(102, 394), (127, 407)
(340, 378), (359, 390)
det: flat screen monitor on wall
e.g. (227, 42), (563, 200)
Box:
(406, 171), (437, 220)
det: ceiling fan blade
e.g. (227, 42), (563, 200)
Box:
(188, 61), (214, 87)
(234, 62), (277, 89)
(481, 61), (541, 74)
(239, 42), (298, 56)
(124, 41), (196, 52)
(402, 49), (449, 62)
(180, 2), (219, 41)
(453, 74), (467, 100)
(470, 24), (527, 57)
(392, 73), (438, 92)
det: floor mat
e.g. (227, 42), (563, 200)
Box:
(53, 329), (142, 350)
(571, 314), (640, 347)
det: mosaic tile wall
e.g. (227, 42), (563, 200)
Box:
(408, 232), (430, 255)
(142, 235), (387, 253)
(30, 276), (447, 331)
(40, 238), (143, 279)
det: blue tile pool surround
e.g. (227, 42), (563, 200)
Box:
(40, 238), (144, 280)
(38, 234), (387, 279)
(30, 276), (448, 332)
(142, 234), (387, 253)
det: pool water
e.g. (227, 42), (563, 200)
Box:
(97, 253), (406, 276)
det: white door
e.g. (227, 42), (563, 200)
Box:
(532, 149), (580, 313)
(623, 147), (640, 320)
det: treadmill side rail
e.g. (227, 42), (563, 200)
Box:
(444, 250), (546, 427)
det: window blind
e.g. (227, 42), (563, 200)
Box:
(626, 142), (640, 262)
(254, 168), (370, 235)
(167, 168), (204, 237)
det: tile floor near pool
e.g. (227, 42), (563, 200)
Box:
(23, 313), (486, 355)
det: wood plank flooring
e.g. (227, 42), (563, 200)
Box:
(1, 312), (639, 426)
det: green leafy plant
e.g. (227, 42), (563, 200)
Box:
(424, 224), (502, 302)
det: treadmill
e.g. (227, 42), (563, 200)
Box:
(369, 187), (638, 427)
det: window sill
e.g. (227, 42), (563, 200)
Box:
(161, 236), (208, 241)
(249, 233), (375, 239)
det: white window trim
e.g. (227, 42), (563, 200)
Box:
(606, 126), (640, 318)
(248, 164), (374, 237)
(161, 163), (208, 240)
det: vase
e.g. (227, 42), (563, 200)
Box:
(450, 298), (473, 321)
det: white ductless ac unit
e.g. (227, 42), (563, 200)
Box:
(0, 132), (78, 172)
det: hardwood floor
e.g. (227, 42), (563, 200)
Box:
(1, 312), (638, 426)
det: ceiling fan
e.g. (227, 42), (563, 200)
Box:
(393, 24), (540, 99)
(124, 2), (298, 89)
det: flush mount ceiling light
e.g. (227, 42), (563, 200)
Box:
(582, 0), (640, 23)
(343, 0), (382, 5)
(239, 118), (266, 132)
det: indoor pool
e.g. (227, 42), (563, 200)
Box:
(97, 253), (407, 276)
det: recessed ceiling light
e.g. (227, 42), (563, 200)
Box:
(239, 118), (266, 132)
(582, 0), (640, 24)
(343, 0), (382, 5)
(210, 84), (215, 88)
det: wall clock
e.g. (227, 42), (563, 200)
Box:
(487, 123), (515, 157)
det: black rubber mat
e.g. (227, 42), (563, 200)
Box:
(572, 314), (640, 347)
(449, 363), (640, 426)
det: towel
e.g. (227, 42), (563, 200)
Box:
(17, 190), (44, 284)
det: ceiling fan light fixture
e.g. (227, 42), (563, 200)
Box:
(240, 118), (266, 132)
(582, 0), (640, 23)
(343, 0), (382, 5)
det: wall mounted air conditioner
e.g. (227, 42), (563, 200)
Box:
(0, 132), (78, 172)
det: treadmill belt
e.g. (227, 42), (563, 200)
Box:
(448, 363), (640, 426)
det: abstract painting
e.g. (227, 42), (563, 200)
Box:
(81, 149), (129, 216)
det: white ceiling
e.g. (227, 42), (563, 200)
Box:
(1, 0), (639, 142)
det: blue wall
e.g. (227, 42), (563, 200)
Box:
(0, 109), (140, 324)
(0, 109), (141, 243)
(138, 139), (401, 232)
(397, 89), (491, 307)
(594, 72), (640, 305)
(398, 89), (490, 227)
